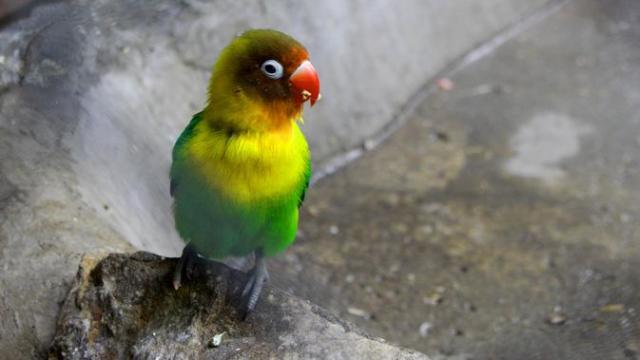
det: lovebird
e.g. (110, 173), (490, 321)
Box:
(170, 29), (320, 317)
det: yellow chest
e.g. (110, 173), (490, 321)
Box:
(185, 121), (309, 203)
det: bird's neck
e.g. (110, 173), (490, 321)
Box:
(205, 80), (302, 133)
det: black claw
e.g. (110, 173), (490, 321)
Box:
(173, 243), (196, 290)
(175, 245), (269, 320)
(184, 252), (196, 281)
(240, 251), (269, 320)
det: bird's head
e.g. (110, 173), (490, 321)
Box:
(205, 29), (320, 131)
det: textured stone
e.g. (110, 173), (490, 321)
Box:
(49, 252), (427, 360)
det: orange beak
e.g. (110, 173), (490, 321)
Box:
(289, 60), (320, 107)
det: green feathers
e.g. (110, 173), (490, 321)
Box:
(170, 112), (311, 259)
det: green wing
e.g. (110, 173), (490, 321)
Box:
(170, 112), (203, 197)
(298, 159), (311, 208)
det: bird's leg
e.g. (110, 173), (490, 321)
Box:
(240, 249), (269, 319)
(173, 242), (198, 290)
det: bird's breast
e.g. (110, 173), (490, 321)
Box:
(185, 121), (309, 204)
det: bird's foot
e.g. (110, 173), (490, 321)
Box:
(173, 243), (198, 290)
(240, 253), (269, 320)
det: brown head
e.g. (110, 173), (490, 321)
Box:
(205, 29), (320, 131)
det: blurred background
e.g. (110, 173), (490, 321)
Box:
(1, 0), (639, 359)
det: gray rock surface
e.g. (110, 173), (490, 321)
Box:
(49, 252), (427, 360)
(0, 0), (553, 357)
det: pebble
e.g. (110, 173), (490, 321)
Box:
(209, 332), (225, 348)
(329, 225), (339, 235)
(437, 77), (454, 91)
(423, 293), (443, 306)
(599, 304), (624, 313)
(406, 273), (416, 283)
(363, 139), (376, 150)
(347, 307), (370, 319)
(546, 307), (567, 326)
(419, 322), (432, 337)
(307, 206), (320, 217)
(547, 313), (566, 325)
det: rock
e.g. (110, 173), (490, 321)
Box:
(49, 252), (428, 359)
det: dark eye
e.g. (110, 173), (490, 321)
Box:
(260, 59), (284, 79)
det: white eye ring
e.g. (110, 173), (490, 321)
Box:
(260, 59), (284, 79)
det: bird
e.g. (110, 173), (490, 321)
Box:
(169, 29), (319, 318)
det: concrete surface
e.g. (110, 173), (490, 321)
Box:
(0, 1), (552, 358)
(271, 0), (640, 359)
(53, 0), (550, 256)
(49, 252), (427, 360)
(0, 0), (33, 20)
(0, 0), (554, 257)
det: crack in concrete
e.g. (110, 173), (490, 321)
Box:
(312, 0), (574, 185)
